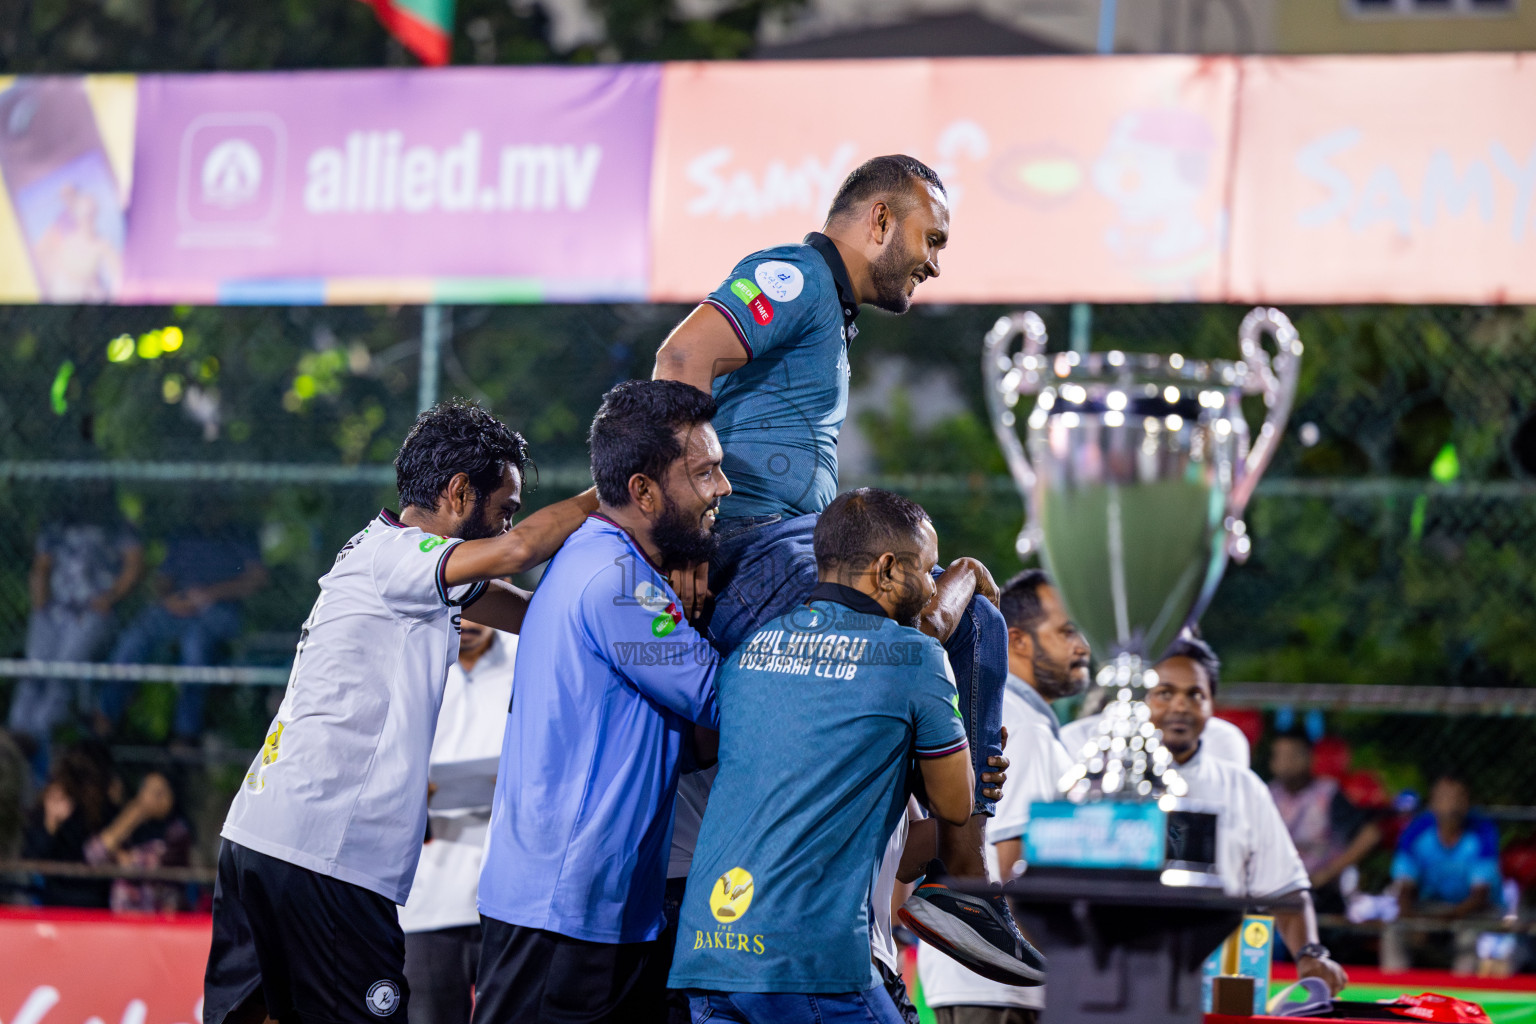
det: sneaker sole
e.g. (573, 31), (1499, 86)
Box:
(898, 900), (1046, 986)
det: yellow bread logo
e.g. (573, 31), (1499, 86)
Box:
(710, 867), (755, 922)
(1243, 920), (1271, 948)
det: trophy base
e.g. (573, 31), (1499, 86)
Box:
(1023, 800), (1221, 885)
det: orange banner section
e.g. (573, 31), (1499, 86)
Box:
(1228, 54), (1536, 304)
(0, 909), (208, 1024)
(650, 57), (1239, 304)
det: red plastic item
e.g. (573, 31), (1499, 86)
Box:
(1500, 835), (1536, 891)
(1214, 708), (1263, 748)
(1312, 736), (1351, 779)
(1386, 993), (1492, 1023)
(1342, 768), (1391, 810)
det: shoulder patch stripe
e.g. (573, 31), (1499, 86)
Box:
(434, 539), (462, 606)
(915, 738), (969, 759)
(703, 298), (754, 361)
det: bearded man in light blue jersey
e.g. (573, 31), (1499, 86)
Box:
(654, 154), (1038, 986)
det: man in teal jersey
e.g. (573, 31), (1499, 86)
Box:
(669, 489), (979, 1024)
(654, 155), (1038, 986)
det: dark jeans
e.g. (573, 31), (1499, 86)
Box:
(660, 876), (693, 1024)
(708, 514), (1005, 815)
(404, 924), (480, 1024)
(686, 987), (906, 1024)
(102, 602), (240, 739)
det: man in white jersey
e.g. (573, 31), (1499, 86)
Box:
(399, 620), (516, 1024)
(204, 400), (597, 1024)
(919, 570), (1085, 1024)
(1145, 637), (1349, 996)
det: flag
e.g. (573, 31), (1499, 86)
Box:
(359, 0), (454, 66)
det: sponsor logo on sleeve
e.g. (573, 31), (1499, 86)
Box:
(754, 261), (804, 302)
(652, 602), (684, 637)
(950, 692), (963, 719)
(747, 294), (774, 325)
(419, 535), (448, 552)
(634, 581), (671, 613)
(729, 278), (761, 304)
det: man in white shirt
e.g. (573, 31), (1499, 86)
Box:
(204, 400), (598, 1024)
(1062, 667), (1251, 768)
(1146, 637), (1348, 996)
(399, 621), (516, 1024)
(919, 570), (1085, 1024)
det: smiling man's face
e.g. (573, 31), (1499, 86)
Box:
(868, 182), (949, 313)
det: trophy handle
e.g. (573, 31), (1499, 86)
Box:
(1228, 307), (1303, 523)
(983, 312), (1047, 557)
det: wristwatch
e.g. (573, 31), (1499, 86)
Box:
(1296, 943), (1331, 961)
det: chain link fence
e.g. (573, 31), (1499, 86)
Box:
(0, 300), (1533, 928)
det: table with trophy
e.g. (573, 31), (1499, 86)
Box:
(980, 308), (1305, 1023)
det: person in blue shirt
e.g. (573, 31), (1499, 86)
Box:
(669, 488), (977, 1024)
(474, 380), (730, 1024)
(1382, 774), (1502, 974)
(653, 154), (1035, 985)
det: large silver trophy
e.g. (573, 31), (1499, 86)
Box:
(983, 309), (1301, 819)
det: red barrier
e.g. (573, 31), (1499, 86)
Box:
(0, 908), (209, 1024)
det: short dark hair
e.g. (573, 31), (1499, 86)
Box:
(589, 380), (717, 507)
(825, 155), (946, 223)
(1272, 726), (1314, 750)
(814, 487), (932, 571)
(395, 399), (531, 511)
(1159, 635), (1222, 697)
(1000, 569), (1052, 634)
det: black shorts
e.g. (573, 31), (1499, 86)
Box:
(471, 915), (667, 1024)
(204, 840), (409, 1024)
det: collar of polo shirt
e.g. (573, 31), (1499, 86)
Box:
(808, 580), (889, 619)
(803, 231), (861, 342)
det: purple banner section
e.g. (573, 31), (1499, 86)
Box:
(122, 66), (659, 304)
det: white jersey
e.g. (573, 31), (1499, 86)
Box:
(1176, 744), (1310, 899)
(920, 676), (1071, 1011)
(222, 510), (486, 904)
(1061, 711), (1251, 768)
(400, 631), (517, 933)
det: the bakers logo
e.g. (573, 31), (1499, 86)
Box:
(709, 867), (755, 922)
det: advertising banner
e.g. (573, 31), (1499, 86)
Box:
(0, 76), (137, 304)
(1227, 55), (1536, 304)
(0, 909), (208, 1024)
(648, 57), (1238, 303)
(122, 66), (660, 304)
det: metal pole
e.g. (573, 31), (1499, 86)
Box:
(1096, 0), (1118, 54)
(1071, 0), (1117, 356)
(1070, 302), (1093, 355)
(418, 304), (444, 412)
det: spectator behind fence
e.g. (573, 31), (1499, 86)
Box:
(10, 500), (142, 776)
(84, 770), (193, 912)
(21, 742), (117, 907)
(1269, 729), (1382, 913)
(399, 621), (517, 1024)
(1382, 774), (1502, 975)
(102, 515), (267, 743)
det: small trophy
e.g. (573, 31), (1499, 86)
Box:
(983, 308), (1301, 882)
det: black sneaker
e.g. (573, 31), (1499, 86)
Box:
(897, 860), (1046, 986)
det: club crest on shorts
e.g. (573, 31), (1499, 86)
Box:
(366, 980), (400, 1016)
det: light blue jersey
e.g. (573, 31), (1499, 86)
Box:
(478, 515), (720, 943)
(704, 233), (860, 519)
